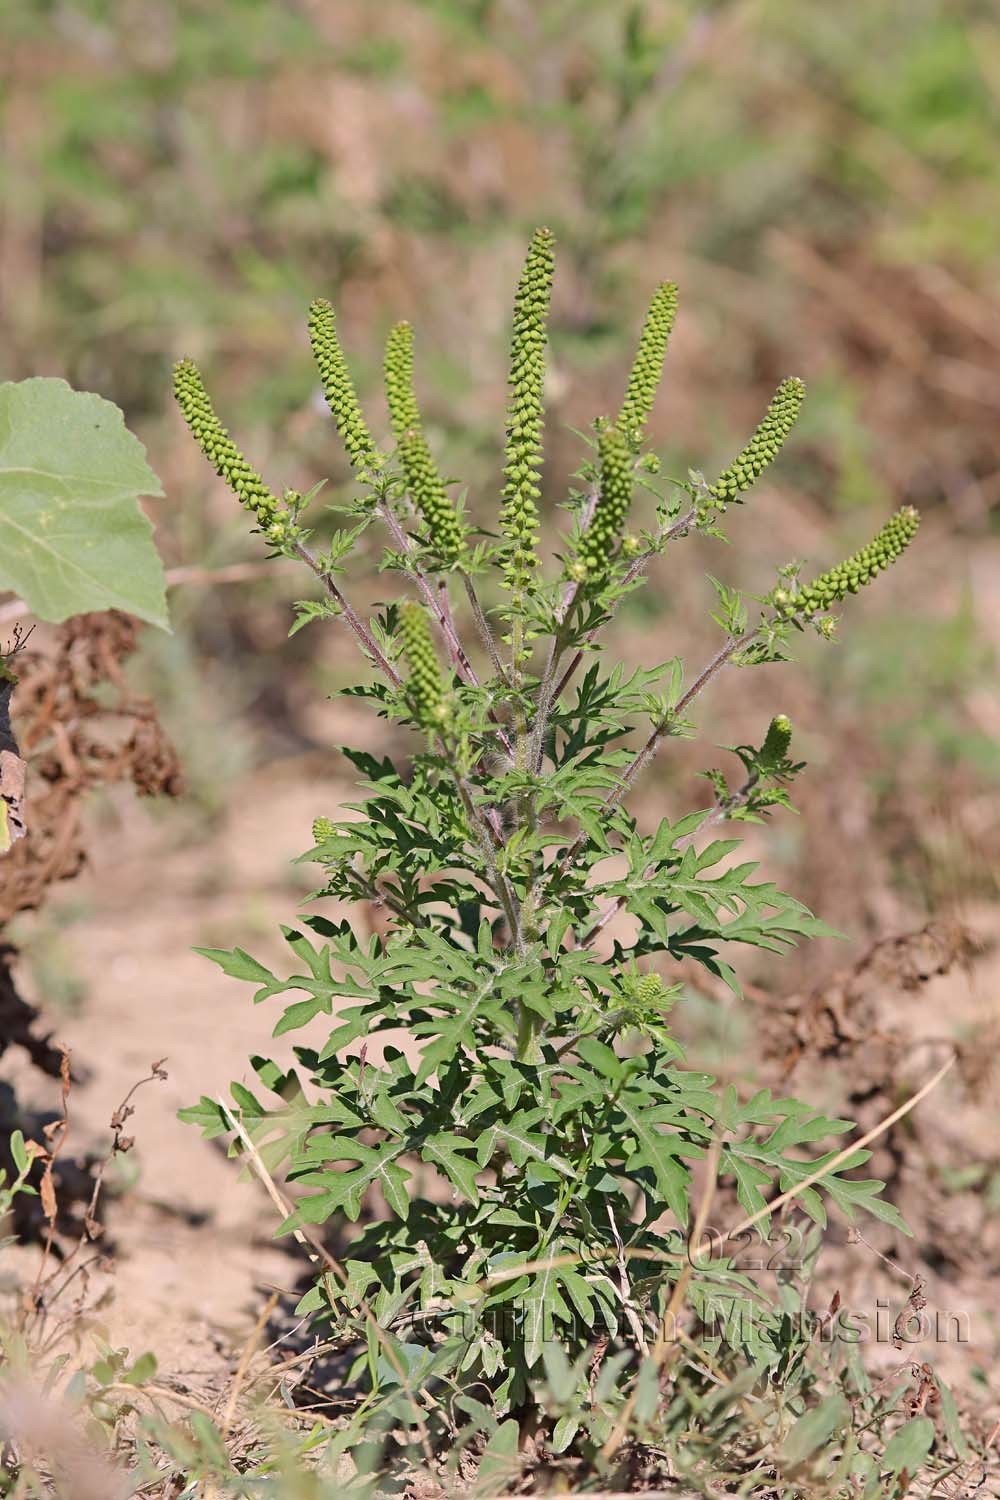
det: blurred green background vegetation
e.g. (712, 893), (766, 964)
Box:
(3, 0), (999, 951)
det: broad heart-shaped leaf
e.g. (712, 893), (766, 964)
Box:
(0, 378), (168, 628)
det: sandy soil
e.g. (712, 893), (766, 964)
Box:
(3, 763), (353, 1394)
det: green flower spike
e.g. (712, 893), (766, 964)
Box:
(312, 816), (336, 845)
(173, 360), (279, 525)
(618, 281), (678, 446)
(384, 321), (420, 439)
(399, 602), (447, 729)
(399, 432), (465, 564)
(775, 506), (920, 620)
(500, 227), (556, 603)
(577, 423), (633, 580)
(384, 322), (464, 565)
(308, 299), (375, 471)
(711, 376), (805, 507)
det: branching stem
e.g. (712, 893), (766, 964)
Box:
(298, 534), (512, 871)
(451, 764), (523, 955)
(293, 540), (401, 687)
(347, 871), (429, 931)
(378, 502), (475, 683)
(550, 625), (757, 889)
(461, 570), (509, 686)
(528, 478), (601, 774)
(379, 501), (516, 762)
(551, 500), (699, 704)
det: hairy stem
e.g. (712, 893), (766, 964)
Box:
(528, 478), (602, 774)
(452, 767), (523, 955)
(550, 626), (757, 889)
(461, 571), (509, 686)
(380, 500), (516, 763)
(378, 501), (475, 682)
(551, 500), (699, 704)
(293, 540), (401, 688)
(528, 623), (567, 777)
(300, 534), (511, 859)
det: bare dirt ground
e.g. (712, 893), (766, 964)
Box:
(3, 764), (352, 1398)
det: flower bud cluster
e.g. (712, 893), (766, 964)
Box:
(308, 299), (375, 471)
(399, 603), (447, 728)
(384, 321), (420, 437)
(500, 228), (555, 599)
(710, 377), (805, 508)
(636, 973), (668, 1006)
(399, 432), (464, 564)
(173, 360), (295, 537)
(618, 281), (678, 446)
(575, 424), (633, 580)
(761, 714), (792, 764)
(384, 321), (464, 564)
(773, 506), (920, 620)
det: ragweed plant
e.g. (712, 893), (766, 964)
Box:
(177, 232), (921, 1485)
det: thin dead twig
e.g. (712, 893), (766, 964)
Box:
(30, 1060), (168, 1309)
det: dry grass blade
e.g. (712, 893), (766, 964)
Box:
(601, 1140), (721, 1460)
(480, 1054), (955, 1305)
(200, 1291), (279, 1500)
(689, 1049), (956, 1262)
(216, 1097), (436, 1465)
(219, 1291), (280, 1440)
